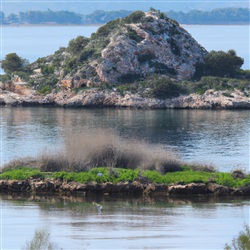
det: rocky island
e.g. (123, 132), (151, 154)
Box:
(0, 10), (249, 109)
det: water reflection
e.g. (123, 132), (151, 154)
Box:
(1, 193), (249, 249)
(1, 107), (249, 170)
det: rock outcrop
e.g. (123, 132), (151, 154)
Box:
(1, 88), (249, 109)
(30, 10), (207, 88)
(0, 179), (249, 197)
(95, 11), (207, 83)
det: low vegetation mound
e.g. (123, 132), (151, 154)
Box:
(1, 166), (250, 188)
(1, 129), (249, 188)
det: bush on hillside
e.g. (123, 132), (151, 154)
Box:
(67, 36), (89, 55)
(195, 50), (244, 78)
(1, 53), (29, 74)
(123, 10), (145, 24)
(144, 76), (185, 99)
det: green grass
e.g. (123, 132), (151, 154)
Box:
(0, 167), (44, 180)
(1, 167), (250, 188)
(51, 168), (139, 183)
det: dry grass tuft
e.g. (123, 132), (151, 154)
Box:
(189, 163), (216, 173)
(1, 157), (41, 172)
(39, 129), (182, 173)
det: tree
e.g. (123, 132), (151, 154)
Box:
(195, 50), (244, 78)
(67, 36), (89, 55)
(1, 53), (29, 73)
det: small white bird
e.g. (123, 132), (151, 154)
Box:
(93, 202), (103, 213)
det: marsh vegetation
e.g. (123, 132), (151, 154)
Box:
(1, 129), (249, 188)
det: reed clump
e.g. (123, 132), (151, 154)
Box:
(38, 129), (182, 173)
(1, 129), (219, 175)
(22, 228), (60, 250)
(225, 225), (250, 250)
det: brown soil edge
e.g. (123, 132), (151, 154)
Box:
(0, 179), (250, 197)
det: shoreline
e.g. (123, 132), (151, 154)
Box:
(1, 88), (250, 110)
(1, 179), (249, 197)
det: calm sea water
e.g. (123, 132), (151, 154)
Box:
(1, 195), (249, 250)
(0, 107), (249, 171)
(0, 25), (249, 69)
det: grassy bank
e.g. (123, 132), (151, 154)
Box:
(1, 129), (249, 188)
(1, 166), (250, 188)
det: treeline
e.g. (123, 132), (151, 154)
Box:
(0, 9), (83, 24)
(0, 9), (131, 25)
(167, 8), (250, 24)
(0, 8), (249, 25)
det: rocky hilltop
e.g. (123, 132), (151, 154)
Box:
(1, 10), (249, 109)
(31, 10), (207, 88)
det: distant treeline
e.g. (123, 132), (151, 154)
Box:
(0, 8), (249, 25)
(167, 8), (250, 24)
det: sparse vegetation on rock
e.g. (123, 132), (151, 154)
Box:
(0, 10), (249, 108)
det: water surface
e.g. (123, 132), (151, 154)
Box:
(1, 107), (249, 171)
(1, 194), (249, 249)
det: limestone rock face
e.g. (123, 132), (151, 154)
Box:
(95, 12), (207, 83)
(0, 89), (249, 109)
(33, 11), (207, 87)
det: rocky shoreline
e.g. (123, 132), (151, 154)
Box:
(1, 88), (250, 109)
(1, 178), (250, 197)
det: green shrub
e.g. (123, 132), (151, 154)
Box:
(127, 27), (144, 43)
(116, 83), (139, 96)
(222, 91), (234, 98)
(41, 64), (54, 75)
(149, 61), (177, 75)
(195, 50), (244, 78)
(215, 173), (236, 187)
(38, 85), (51, 95)
(189, 76), (245, 93)
(91, 18), (121, 40)
(67, 36), (89, 55)
(1, 53), (28, 74)
(0, 74), (11, 83)
(117, 73), (141, 83)
(159, 12), (166, 19)
(145, 76), (184, 99)
(145, 16), (154, 22)
(124, 11), (145, 24)
(115, 169), (139, 182)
